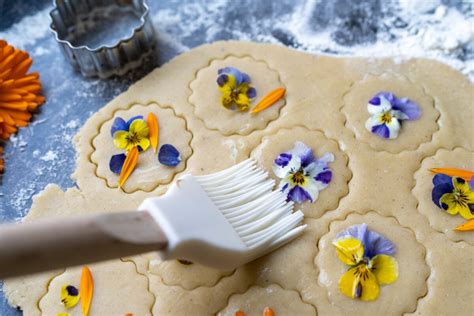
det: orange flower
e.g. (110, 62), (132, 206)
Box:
(0, 39), (45, 171)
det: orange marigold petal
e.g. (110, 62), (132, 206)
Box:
(252, 88), (286, 113)
(430, 168), (474, 181)
(455, 219), (474, 232)
(147, 113), (159, 153)
(118, 147), (139, 188)
(0, 93), (21, 101)
(80, 266), (94, 316)
(263, 307), (275, 316)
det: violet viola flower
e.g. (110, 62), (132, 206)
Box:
(365, 92), (421, 139)
(216, 67), (256, 111)
(272, 141), (334, 204)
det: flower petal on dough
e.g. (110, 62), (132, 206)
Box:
(291, 141), (314, 167)
(109, 153), (126, 174)
(158, 144), (181, 167)
(385, 117), (401, 139)
(332, 237), (364, 266)
(110, 117), (127, 136)
(392, 97), (421, 120)
(370, 254), (398, 285)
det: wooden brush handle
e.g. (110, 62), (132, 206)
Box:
(0, 211), (167, 278)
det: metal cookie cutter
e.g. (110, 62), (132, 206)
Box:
(49, 0), (156, 78)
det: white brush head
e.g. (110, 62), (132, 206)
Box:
(139, 159), (306, 270)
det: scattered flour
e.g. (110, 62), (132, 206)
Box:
(64, 119), (80, 129)
(40, 150), (58, 162)
(278, 1), (473, 79)
(0, 7), (51, 49)
(149, 0), (473, 80)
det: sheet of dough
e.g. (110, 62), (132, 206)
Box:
(4, 41), (473, 315)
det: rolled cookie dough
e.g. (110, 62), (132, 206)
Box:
(5, 41), (473, 315)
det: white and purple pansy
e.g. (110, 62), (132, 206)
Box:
(365, 92), (421, 139)
(272, 141), (334, 204)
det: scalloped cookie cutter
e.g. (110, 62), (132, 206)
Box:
(49, 0), (156, 78)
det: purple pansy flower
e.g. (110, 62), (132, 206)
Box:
(336, 223), (396, 258)
(431, 174), (454, 208)
(431, 173), (474, 220)
(272, 141), (334, 204)
(365, 92), (421, 139)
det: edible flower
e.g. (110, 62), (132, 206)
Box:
(333, 224), (398, 301)
(0, 40), (45, 172)
(234, 307), (274, 316)
(272, 141), (333, 203)
(60, 285), (80, 308)
(147, 113), (159, 153)
(112, 116), (150, 152)
(455, 219), (474, 232)
(365, 92), (421, 139)
(252, 87), (285, 113)
(432, 174), (474, 220)
(217, 67), (256, 111)
(80, 266), (94, 316)
(263, 307), (275, 316)
(118, 147), (139, 188)
(430, 168), (474, 183)
(158, 144), (181, 167)
(109, 153), (126, 174)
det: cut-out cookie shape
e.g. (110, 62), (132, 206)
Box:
(414, 148), (474, 244)
(39, 260), (154, 315)
(217, 284), (316, 316)
(250, 127), (351, 218)
(189, 56), (285, 136)
(146, 252), (234, 290)
(316, 212), (429, 315)
(91, 103), (192, 192)
(342, 74), (439, 153)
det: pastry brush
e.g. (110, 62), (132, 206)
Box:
(0, 159), (306, 278)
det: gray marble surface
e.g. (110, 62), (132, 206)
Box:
(0, 0), (471, 314)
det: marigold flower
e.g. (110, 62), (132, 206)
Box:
(0, 40), (45, 171)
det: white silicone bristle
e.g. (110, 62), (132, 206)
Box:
(195, 159), (306, 252)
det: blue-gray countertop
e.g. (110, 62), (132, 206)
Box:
(0, 0), (471, 314)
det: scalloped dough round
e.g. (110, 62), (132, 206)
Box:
(342, 74), (439, 153)
(316, 212), (429, 316)
(146, 252), (234, 290)
(217, 284), (317, 316)
(189, 56), (285, 136)
(414, 148), (474, 244)
(91, 103), (192, 192)
(39, 260), (154, 315)
(250, 126), (351, 218)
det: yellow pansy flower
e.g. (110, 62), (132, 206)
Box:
(332, 224), (398, 301)
(113, 119), (150, 152)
